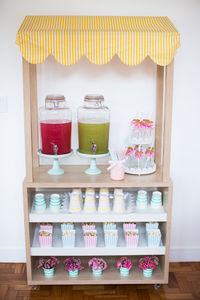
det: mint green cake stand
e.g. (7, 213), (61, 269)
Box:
(77, 150), (109, 175)
(38, 149), (73, 175)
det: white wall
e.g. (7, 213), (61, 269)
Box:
(0, 0), (200, 262)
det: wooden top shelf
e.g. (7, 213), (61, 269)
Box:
(24, 165), (171, 188)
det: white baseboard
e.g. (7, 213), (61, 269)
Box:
(0, 248), (26, 262)
(0, 247), (199, 263)
(170, 247), (200, 262)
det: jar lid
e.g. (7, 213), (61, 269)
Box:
(45, 94), (65, 101)
(84, 94), (104, 101)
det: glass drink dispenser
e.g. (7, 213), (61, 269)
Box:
(77, 95), (110, 155)
(39, 95), (72, 155)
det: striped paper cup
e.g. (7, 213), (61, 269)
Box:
(69, 269), (79, 277)
(137, 190), (147, 201)
(123, 223), (136, 231)
(120, 267), (129, 276)
(104, 234), (118, 248)
(61, 224), (74, 231)
(84, 235), (97, 248)
(40, 225), (53, 231)
(103, 223), (116, 231)
(92, 267), (102, 276)
(136, 201), (147, 209)
(146, 223), (159, 230)
(62, 235), (75, 248)
(35, 204), (46, 213)
(147, 230), (161, 247)
(43, 267), (55, 278)
(82, 225), (95, 232)
(39, 235), (52, 248)
(143, 268), (153, 277)
(125, 234), (139, 248)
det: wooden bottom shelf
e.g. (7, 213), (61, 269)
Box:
(31, 265), (165, 285)
(29, 255), (167, 285)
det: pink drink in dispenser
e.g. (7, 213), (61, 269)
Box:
(39, 95), (72, 155)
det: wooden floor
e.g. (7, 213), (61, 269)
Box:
(0, 263), (200, 300)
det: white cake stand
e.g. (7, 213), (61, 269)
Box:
(38, 149), (73, 175)
(77, 150), (109, 175)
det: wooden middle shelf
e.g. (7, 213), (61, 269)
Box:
(25, 165), (170, 187)
(31, 223), (165, 256)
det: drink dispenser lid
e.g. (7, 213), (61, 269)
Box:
(45, 94), (65, 101)
(84, 94), (104, 101)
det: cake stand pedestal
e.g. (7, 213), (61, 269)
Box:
(37, 149), (73, 175)
(77, 150), (109, 175)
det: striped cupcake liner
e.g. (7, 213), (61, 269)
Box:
(125, 235), (139, 247)
(69, 269), (79, 277)
(35, 205), (46, 213)
(92, 268), (102, 276)
(84, 236), (97, 248)
(62, 235), (75, 248)
(39, 236), (52, 248)
(143, 268), (153, 277)
(120, 267), (129, 276)
(43, 267), (55, 278)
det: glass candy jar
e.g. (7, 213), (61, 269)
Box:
(77, 95), (110, 155)
(39, 95), (72, 155)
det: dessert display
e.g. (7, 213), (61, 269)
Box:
(125, 117), (156, 175)
(77, 95), (110, 155)
(39, 95), (72, 155)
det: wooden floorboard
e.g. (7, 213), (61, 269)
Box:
(0, 263), (200, 300)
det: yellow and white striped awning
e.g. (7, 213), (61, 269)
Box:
(16, 16), (180, 66)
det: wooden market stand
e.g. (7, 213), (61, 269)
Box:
(16, 16), (180, 286)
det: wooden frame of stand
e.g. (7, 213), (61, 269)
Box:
(22, 55), (174, 285)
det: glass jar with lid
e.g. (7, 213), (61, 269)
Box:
(77, 95), (110, 155)
(39, 94), (72, 155)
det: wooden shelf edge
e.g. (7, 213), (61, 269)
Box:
(23, 165), (172, 188)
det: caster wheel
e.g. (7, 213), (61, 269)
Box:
(32, 285), (39, 290)
(154, 284), (161, 290)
